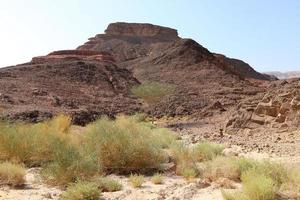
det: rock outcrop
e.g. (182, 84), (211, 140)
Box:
(226, 78), (300, 133)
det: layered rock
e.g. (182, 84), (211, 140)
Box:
(32, 50), (115, 63)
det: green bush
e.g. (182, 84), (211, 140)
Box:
(83, 116), (166, 173)
(192, 141), (224, 161)
(131, 82), (176, 104)
(59, 181), (100, 200)
(0, 162), (26, 187)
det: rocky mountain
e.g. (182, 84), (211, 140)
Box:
(0, 22), (274, 124)
(78, 22), (270, 117)
(265, 71), (300, 79)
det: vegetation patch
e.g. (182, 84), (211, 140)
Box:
(131, 82), (176, 104)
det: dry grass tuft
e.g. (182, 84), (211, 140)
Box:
(129, 174), (144, 188)
(59, 181), (100, 200)
(151, 173), (163, 184)
(0, 162), (26, 187)
(95, 177), (122, 192)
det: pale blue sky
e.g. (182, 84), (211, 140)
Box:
(0, 0), (299, 71)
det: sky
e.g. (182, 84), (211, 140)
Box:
(0, 0), (299, 72)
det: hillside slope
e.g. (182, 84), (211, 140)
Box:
(0, 50), (140, 125)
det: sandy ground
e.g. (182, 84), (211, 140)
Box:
(0, 168), (61, 200)
(0, 149), (299, 200)
(0, 170), (224, 200)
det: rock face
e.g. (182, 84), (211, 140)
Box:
(225, 78), (300, 137)
(0, 51), (140, 125)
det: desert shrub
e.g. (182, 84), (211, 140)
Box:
(83, 116), (166, 173)
(222, 161), (292, 200)
(59, 181), (100, 200)
(192, 141), (224, 161)
(151, 128), (178, 149)
(131, 82), (176, 104)
(95, 177), (122, 192)
(202, 156), (241, 182)
(151, 173), (163, 184)
(241, 170), (277, 200)
(222, 172), (277, 200)
(41, 140), (100, 186)
(169, 142), (198, 176)
(0, 115), (72, 166)
(202, 156), (260, 182)
(129, 174), (144, 188)
(253, 161), (288, 186)
(0, 162), (26, 187)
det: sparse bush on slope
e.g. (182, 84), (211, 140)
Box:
(131, 82), (176, 104)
